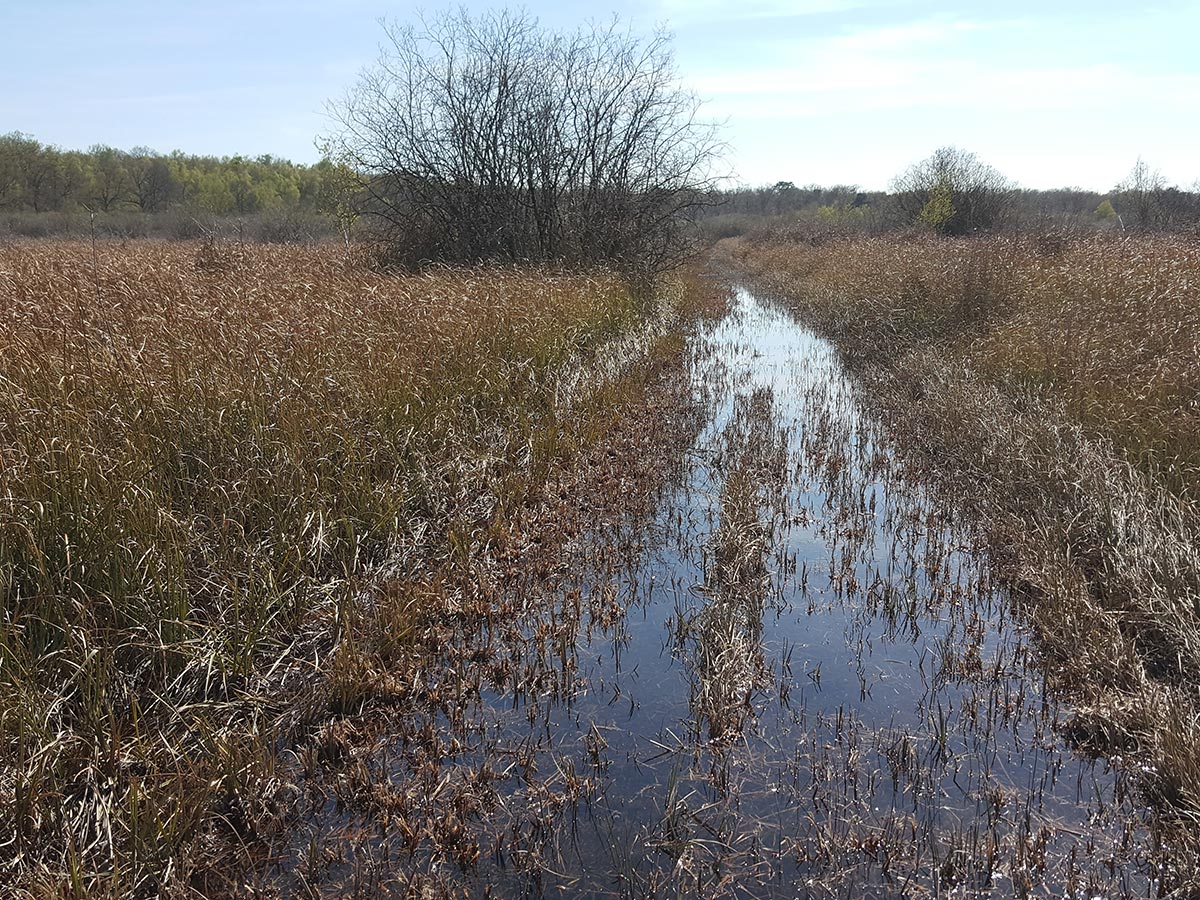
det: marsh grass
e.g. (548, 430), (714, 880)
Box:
(0, 239), (672, 896)
(724, 231), (1200, 851)
(243, 293), (723, 899)
(727, 233), (1200, 495)
(688, 387), (789, 742)
(226, 284), (1185, 899)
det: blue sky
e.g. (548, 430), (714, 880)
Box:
(3, 0), (1197, 190)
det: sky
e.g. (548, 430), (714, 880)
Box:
(2, 0), (1197, 191)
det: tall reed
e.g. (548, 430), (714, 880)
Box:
(727, 233), (1200, 495)
(0, 239), (657, 895)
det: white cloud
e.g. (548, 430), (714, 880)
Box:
(690, 14), (1200, 116)
(828, 18), (982, 51)
(699, 59), (1200, 117)
(682, 11), (1200, 189)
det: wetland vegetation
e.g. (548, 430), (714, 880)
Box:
(5, 234), (1197, 897)
(3, 7), (1199, 900)
(0, 239), (713, 896)
(724, 230), (1200, 893)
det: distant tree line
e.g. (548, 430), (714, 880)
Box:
(709, 182), (879, 217)
(6, 131), (1198, 246)
(702, 148), (1200, 238)
(0, 132), (355, 238)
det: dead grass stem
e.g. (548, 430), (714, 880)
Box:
(722, 231), (1200, 846)
(0, 238), (677, 896)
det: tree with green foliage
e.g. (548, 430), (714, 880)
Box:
(126, 149), (179, 212)
(87, 145), (132, 211)
(0, 133), (34, 207)
(0, 134), (348, 223)
(816, 201), (871, 228)
(918, 180), (955, 231)
(891, 147), (1015, 235)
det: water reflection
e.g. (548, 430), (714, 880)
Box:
(275, 288), (1157, 899)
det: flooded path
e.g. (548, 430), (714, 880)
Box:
(279, 287), (1161, 898)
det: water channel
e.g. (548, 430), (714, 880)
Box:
(280, 287), (1160, 898)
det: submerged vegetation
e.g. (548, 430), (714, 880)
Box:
(728, 233), (1200, 491)
(725, 230), (1200, 860)
(2, 223), (1196, 897)
(688, 387), (786, 742)
(3, 7), (1196, 886)
(0, 239), (700, 896)
(235, 288), (1186, 898)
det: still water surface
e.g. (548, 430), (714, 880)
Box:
(282, 287), (1157, 898)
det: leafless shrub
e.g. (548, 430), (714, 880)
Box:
(890, 146), (1017, 235)
(323, 9), (724, 279)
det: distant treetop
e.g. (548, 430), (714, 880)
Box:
(0, 132), (346, 217)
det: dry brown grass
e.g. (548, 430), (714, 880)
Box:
(688, 387), (787, 742)
(725, 233), (1200, 495)
(0, 239), (674, 897)
(722, 231), (1200, 843)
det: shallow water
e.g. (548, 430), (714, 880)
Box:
(279, 287), (1161, 898)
